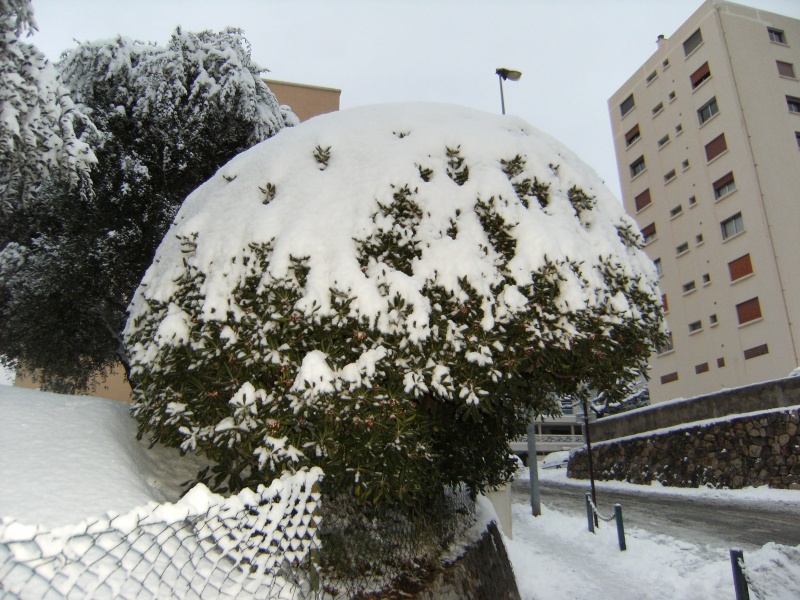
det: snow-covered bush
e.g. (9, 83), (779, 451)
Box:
(126, 104), (664, 507)
(0, 25), (294, 392)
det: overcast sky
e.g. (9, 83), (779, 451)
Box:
(30, 0), (800, 201)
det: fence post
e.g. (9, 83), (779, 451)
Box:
(585, 493), (595, 533)
(730, 549), (750, 600)
(614, 504), (626, 551)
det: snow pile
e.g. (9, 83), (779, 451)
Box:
(127, 102), (656, 345)
(0, 468), (322, 599)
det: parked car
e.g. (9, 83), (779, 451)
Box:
(540, 450), (571, 470)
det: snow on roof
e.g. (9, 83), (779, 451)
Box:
(127, 103), (656, 351)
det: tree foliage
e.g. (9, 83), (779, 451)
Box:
(125, 104), (665, 511)
(0, 22), (294, 391)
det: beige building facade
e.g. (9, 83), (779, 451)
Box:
(609, 0), (800, 403)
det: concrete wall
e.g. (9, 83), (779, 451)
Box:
(591, 375), (800, 442)
(265, 79), (340, 123)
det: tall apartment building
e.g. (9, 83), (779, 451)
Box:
(608, 0), (800, 403)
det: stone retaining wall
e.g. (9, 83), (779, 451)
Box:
(569, 407), (800, 489)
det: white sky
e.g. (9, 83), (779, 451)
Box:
(28, 0), (800, 201)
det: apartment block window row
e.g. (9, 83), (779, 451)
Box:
(625, 124), (641, 146)
(777, 61), (796, 79)
(698, 97), (719, 124)
(714, 171), (736, 199)
(705, 133), (727, 161)
(691, 62), (711, 89)
(721, 212), (744, 240)
(788, 96), (800, 114)
(630, 156), (646, 178)
(684, 28), (703, 56)
(728, 253), (753, 281)
(634, 188), (652, 211)
(736, 297), (762, 324)
(768, 27), (787, 44)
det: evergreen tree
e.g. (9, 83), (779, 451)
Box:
(0, 23), (295, 391)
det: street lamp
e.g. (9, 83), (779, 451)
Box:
(496, 68), (522, 115)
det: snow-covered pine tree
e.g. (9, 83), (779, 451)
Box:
(125, 104), (666, 510)
(0, 24), (295, 391)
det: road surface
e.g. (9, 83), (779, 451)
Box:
(511, 476), (800, 551)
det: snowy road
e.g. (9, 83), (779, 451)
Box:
(511, 476), (800, 551)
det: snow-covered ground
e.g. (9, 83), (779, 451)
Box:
(1, 385), (798, 599)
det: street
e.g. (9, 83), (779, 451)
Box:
(511, 476), (800, 552)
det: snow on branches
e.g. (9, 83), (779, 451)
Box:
(126, 103), (665, 505)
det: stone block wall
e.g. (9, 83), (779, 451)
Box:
(569, 407), (800, 489)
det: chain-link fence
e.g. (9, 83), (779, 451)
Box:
(0, 469), (475, 599)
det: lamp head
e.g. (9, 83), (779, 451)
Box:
(496, 68), (522, 81)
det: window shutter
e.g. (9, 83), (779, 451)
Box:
(661, 294), (668, 312)
(625, 124), (640, 145)
(641, 223), (656, 239)
(690, 62), (711, 87)
(736, 297), (762, 324)
(777, 61), (795, 78)
(705, 133), (727, 161)
(714, 171), (734, 191)
(728, 254), (753, 281)
(635, 188), (652, 211)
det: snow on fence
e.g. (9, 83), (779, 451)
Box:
(0, 468), (323, 599)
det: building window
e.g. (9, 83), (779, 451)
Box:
(620, 94), (636, 117)
(709, 314), (718, 326)
(658, 134), (670, 148)
(654, 258), (663, 276)
(641, 222), (657, 245)
(698, 97), (719, 124)
(670, 204), (683, 218)
(647, 70), (658, 85)
(787, 96), (800, 114)
(661, 371), (679, 384)
(728, 253), (753, 281)
(717, 356), (725, 368)
(625, 124), (641, 146)
(736, 297), (762, 324)
(695, 362), (709, 374)
(664, 168), (676, 183)
(721, 212), (744, 240)
(683, 28), (704, 56)
(663, 58), (671, 69)
(676, 123), (684, 135)
(691, 62), (711, 89)
(714, 172), (736, 199)
(682, 159), (690, 170)
(659, 332), (674, 354)
(662, 294), (669, 312)
(777, 61), (796, 79)
(635, 188), (652, 211)
(796, 132), (800, 149)
(682, 280), (696, 294)
(768, 28), (786, 44)
(630, 156), (646, 178)
(695, 233), (704, 245)
(705, 133), (727, 161)
(652, 102), (664, 116)
(669, 91), (676, 102)
(676, 242), (690, 256)
(688, 320), (703, 333)
(688, 195), (697, 207)
(744, 343), (769, 360)
(702, 273), (711, 285)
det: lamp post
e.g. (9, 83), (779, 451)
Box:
(496, 68), (522, 115)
